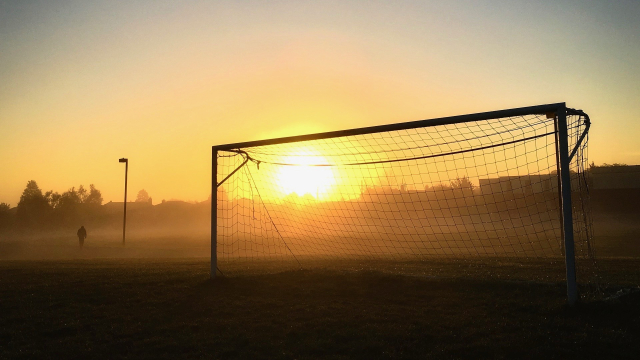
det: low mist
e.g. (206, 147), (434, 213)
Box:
(0, 181), (211, 260)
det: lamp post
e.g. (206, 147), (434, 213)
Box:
(119, 158), (128, 246)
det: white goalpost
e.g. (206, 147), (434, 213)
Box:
(211, 103), (592, 305)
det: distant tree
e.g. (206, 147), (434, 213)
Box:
(443, 176), (476, 199)
(16, 180), (50, 227)
(52, 187), (83, 225)
(450, 176), (475, 191)
(18, 181), (45, 204)
(58, 187), (81, 208)
(85, 184), (103, 205)
(589, 162), (629, 169)
(44, 191), (62, 209)
(0, 202), (12, 229)
(77, 185), (88, 203)
(136, 189), (150, 203)
(599, 163), (628, 167)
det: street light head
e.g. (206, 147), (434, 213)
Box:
(119, 158), (128, 163)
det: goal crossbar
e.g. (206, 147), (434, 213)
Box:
(214, 102), (577, 151)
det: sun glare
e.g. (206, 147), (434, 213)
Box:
(276, 150), (336, 200)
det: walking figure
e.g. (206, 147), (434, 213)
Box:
(77, 226), (87, 248)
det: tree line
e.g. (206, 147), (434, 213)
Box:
(0, 181), (199, 236)
(0, 180), (103, 231)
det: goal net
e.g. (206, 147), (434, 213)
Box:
(213, 104), (593, 291)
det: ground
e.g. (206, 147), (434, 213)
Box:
(1, 258), (639, 359)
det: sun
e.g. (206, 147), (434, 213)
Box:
(275, 150), (336, 200)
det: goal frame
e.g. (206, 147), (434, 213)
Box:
(211, 102), (590, 305)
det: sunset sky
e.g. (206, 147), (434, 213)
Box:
(1, 0), (639, 206)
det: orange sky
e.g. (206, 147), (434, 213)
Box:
(1, 0), (639, 206)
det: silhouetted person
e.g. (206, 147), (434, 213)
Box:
(77, 226), (87, 248)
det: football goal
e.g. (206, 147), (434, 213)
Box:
(212, 103), (592, 304)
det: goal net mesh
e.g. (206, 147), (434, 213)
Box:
(216, 112), (593, 282)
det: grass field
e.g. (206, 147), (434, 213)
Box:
(1, 258), (640, 359)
